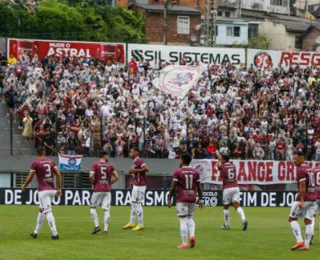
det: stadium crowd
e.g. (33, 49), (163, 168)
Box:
(0, 51), (320, 161)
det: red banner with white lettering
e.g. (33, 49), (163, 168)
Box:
(190, 160), (320, 184)
(7, 38), (125, 63)
(247, 49), (320, 68)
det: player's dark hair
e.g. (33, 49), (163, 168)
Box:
(181, 153), (192, 165)
(222, 154), (230, 162)
(131, 147), (140, 154)
(100, 151), (108, 159)
(36, 147), (45, 156)
(294, 152), (304, 158)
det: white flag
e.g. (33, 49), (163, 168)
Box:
(58, 154), (83, 170)
(158, 65), (205, 99)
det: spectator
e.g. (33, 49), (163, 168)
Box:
(276, 138), (286, 161)
(192, 144), (206, 159)
(253, 143), (265, 160)
(232, 143), (242, 159)
(22, 112), (33, 142)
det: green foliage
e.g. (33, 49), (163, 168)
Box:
(0, 0), (147, 43)
(232, 36), (272, 50)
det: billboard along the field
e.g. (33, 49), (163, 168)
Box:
(247, 48), (320, 69)
(7, 38), (126, 63)
(0, 188), (298, 207)
(128, 44), (245, 68)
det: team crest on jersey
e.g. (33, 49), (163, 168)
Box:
(167, 72), (194, 87)
(68, 157), (77, 166)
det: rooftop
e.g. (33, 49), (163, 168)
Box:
(129, 3), (201, 15)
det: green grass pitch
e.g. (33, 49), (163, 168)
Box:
(0, 206), (319, 260)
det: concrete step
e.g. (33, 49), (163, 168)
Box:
(0, 148), (36, 156)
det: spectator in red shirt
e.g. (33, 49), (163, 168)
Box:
(276, 138), (286, 161)
(233, 143), (242, 159)
(206, 141), (217, 158)
(129, 58), (137, 74)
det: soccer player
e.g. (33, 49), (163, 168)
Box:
(122, 148), (149, 231)
(214, 154), (247, 231)
(289, 153), (316, 251)
(21, 147), (62, 240)
(89, 152), (119, 235)
(310, 164), (320, 245)
(168, 153), (204, 249)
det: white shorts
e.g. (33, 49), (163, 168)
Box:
(289, 201), (316, 220)
(223, 187), (240, 205)
(91, 192), (111, 210)
(176, 202), (196, 217)
(313, 200), (320, 215)
(131, 186), (146, 203)
(38, 190), (56, 213)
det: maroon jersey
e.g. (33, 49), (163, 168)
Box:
(173, 166), (200, 203)
(30, 158), (56, 192)
(219, 162), (238, 190)
(91, 161), (115, 192)
(131, 157), (147, 186)
(313, 167), (320, 200)
(296, 164), (316, 202)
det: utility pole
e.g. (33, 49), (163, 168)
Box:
(204, 0), (218, 47)
(238, 0), (242, 18)
(287, 0), (290, 16)
(164, 0), (169, 45)
(305, 0), (309, 18)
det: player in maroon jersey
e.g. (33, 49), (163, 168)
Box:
(214, 154), (247, 231)
(89, 152), (119, 235)
(289, 153), (316, 251)
(168, 153), (203, 249)
(310, 165), (320, 245)
(21, 147), (62, 240)
(122, 147), (149, 231)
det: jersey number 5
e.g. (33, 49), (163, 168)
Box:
(101, 167), (107, 180)
(185, 174), (193, 190)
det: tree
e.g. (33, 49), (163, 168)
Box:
(0, 0), (147, 43)
(232, 36), (272, 50)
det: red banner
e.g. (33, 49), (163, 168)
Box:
(8, 38), (125, 63)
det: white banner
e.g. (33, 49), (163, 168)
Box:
(128, 44), (245, 68)
(247, 49), (320, 69)
(157, 65), (205, 99)
(191, 159), (320, 185)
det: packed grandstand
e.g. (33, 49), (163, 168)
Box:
(0, 41), (319, 161)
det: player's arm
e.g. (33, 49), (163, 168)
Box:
(21, 170), (36, 191)
(54, 167), (62, 197)
(128, 163), (150, 174)
(196, 180), (204, 210)
(89, 171), (95, 188)
(299, 178), (306, 208)
(111, 171), (119, 185)
(168, 179), (177, 209)
(213, 155), (222, 171)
